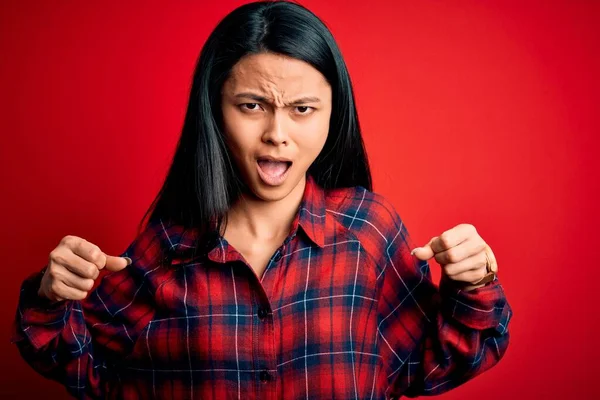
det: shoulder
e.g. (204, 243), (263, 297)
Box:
(121, 218), (179, 271)
(323, 186), (407, 256)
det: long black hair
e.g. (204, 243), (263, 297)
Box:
(143, 0), (371, 241)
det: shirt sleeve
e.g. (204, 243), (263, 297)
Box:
(12, 225), (163, 399)
(376, 211), (512, 398)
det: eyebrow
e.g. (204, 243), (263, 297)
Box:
(233, 92), (321, 105)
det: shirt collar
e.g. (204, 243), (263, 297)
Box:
(165, 174), (327, 264)
(296, 174), (326, 248)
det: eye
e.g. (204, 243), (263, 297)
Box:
(294, 106), (314, 115)
(240, 103), (263, 112)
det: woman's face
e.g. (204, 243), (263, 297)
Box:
(221, 52), (332, 202)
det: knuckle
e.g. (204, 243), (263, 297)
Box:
(88, 246), (102, 262)
(48, 249), (61, 263)
(84, 279), (94, 291)
(61, 235), (77, 247)
(441, 265), (455, 277)
(50, 281), (61, 294)
(476, 240), (487, 253)
(446, 249), (460, 264)
(480, 252), (488, 266)
(471, 269), (486, 282)
(47, 263), (61, 278)
(438, 233), (452, 248)
(433, 253), (445, 265)
(73, 239), (87, 252)
(85, 265), (98, 279)
(53, 254), (68, 267)
(75, 291), (88, 300)
(461, 223), (475, 231)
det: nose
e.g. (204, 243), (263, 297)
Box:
(261, 111), (289, 146)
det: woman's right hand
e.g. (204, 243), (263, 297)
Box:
(38, 235), (132, 302)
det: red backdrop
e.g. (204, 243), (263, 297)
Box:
(1, 0), (598, 398)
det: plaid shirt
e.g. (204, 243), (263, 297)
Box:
(13, 176), (511, 399)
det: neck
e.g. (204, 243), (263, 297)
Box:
(226, 176), (307, 241)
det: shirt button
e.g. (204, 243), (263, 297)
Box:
(260, 370), (271, 382)
(273, 250), (283, 262)
(257, 307), (269, 320)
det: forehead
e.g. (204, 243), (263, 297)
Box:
(224, 52), (330, 96)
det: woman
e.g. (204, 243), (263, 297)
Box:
(13, 1), (511, 399)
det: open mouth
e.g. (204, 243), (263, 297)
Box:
(256, 158), (293, 186)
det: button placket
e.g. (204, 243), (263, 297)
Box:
(252, 245), (283, 395)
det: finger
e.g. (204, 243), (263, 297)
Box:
(485, 244), (498, 272)
(443, 251), (487, 277)
(51, 280), (88, 301)
(451, 266), (488, 284)
(105, 255), (132, 272)
(57, 269), (95, 292)
(431, 224), (476, 253)
(50, 249), (100, 280)
(411, 237), (437, 260)
(434, 238), (486, 265)
(66, 238), (107, 270)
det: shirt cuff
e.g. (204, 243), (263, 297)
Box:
(13, 269), (73, 349)
(440, 278), (508, 331)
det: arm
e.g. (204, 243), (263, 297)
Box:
(377, 213), (512, 397)
(12, 225), (162, 399)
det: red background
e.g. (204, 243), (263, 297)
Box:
(1, 0), (598, 398)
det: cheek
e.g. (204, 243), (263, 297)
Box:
(222, 111), (258, 160)
(298, 115), (330, 157)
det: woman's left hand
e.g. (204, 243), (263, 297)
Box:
(410, 223), (498, 290)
